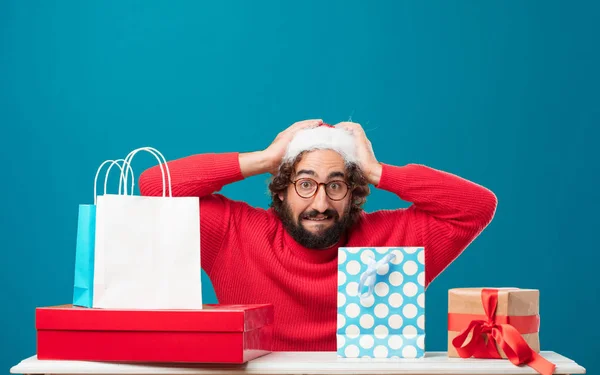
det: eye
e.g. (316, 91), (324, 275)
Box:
(329, 182), (341, 190)
(299, 180), (314, 190)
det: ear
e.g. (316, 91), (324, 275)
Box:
(278, 192), (284, 201)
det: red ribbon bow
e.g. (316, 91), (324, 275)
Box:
(451, 288), (556, 375)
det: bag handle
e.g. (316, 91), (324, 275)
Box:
(104, 159), (135, 197)
(121, 147), (172, 197)
(93, 159), (134, 205)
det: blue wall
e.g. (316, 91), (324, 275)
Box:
(1, 1), (597, 374)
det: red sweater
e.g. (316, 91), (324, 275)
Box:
(139, 153), (497, 351)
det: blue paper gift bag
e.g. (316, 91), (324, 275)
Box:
(72, 204), (96, 307)
(337, 247), (425, 359)
(72, 158), (132, 308)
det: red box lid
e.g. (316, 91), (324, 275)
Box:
(36, 304), (273, 332)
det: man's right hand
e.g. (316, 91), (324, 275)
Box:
(263, 119), (323, 174)
(239, 119), (323, 178)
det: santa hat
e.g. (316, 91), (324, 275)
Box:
(282, 123), (358, 165)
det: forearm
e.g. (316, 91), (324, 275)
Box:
(139, 152), (245, 197)
(376, 163), (497, 225)
(374, 163), (497, 285)
(238, 150), (275, 178)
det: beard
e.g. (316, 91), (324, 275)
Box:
(277, 200), (353, 250)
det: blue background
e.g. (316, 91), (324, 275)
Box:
(1, 1), (597, 374)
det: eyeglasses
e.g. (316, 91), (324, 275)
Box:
(291, 178), (351, 201)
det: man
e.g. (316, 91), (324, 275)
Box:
(139, 119), (497, 351)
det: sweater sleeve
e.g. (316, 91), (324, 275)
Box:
(375, 163), (498, 286)
(138, 152), (245, 274)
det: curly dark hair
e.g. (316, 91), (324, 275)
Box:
(268, 151), (371, 228)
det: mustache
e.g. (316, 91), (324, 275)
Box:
(300, 209), (339, 220)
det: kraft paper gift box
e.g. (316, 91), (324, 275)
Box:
(337, 247), (425, 359)
(448, 288), (556, 375)
(36, 304), (273, 364)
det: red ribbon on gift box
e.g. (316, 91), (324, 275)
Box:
(449, 288), (556, 375)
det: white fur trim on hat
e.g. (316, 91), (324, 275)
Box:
(282, 125), (358, 164)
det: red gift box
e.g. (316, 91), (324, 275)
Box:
(36, 304), (274, 364)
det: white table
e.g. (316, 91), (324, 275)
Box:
(10, 352), (585, 375)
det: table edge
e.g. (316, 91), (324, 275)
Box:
(10, 352), (587, 375)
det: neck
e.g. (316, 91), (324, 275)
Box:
(283, 229), (346, 264)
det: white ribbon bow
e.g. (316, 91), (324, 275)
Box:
(357, 252), (396, 300)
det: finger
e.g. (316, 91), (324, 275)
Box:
(334, 122), (353, 131)
(335, 122), (363, 132)
(335, 122), (365, 137)
(285, 119), (323, 137)
(291, 119), (323, 131)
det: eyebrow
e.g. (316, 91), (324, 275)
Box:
(327, 171), (345, 180)
(296, 169), (345, 180)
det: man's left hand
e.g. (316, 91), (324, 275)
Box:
(335, 122), (382, 186)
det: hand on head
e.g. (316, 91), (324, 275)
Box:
(333, 122), (380, 183)
(263, 119), (323, 174)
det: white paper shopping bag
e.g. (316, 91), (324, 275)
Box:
(93, 147), (203, 309)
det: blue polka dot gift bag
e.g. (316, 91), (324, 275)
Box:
(337, 247), (425, 359)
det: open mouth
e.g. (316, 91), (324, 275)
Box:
(302, 215), (332, 222)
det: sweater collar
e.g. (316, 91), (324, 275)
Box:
(283, 229), (346, 264)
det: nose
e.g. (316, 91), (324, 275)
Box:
(311, 184), (330, 213)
